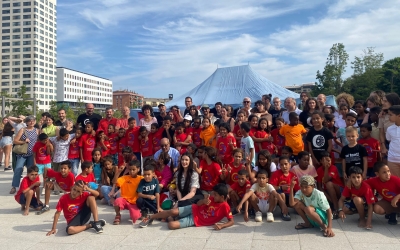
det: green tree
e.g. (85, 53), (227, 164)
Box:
(342, 47), (384, 100)
(75, 97), (86, 116)
(113, 109), (123, 119)
(312, 43), (349, 96)
(48, 100), (77, 122)
(377, 57), (400, 93)
(10, 85), (35, 116)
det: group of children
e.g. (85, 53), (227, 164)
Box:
(13, 104), (400, 237)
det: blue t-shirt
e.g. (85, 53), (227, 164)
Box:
(93, 162), (102, 182)
(137, 178), (160, 203)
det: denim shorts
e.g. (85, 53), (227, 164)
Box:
(0, 136), (12, 147)
(178, 205), (195, 228)
(36, 163), (51, 175)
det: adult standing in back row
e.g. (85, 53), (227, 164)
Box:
(281, 97), (301, 124)
(76, 103), (102, 130)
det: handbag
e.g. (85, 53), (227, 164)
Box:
(12, 129), (28, 155)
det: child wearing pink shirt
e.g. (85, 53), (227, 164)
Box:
(290, 151), (318, 180)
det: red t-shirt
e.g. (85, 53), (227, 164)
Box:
(342, 181), (376, 204)
(270, 128), (285, 156)
(316, 165), (344, 189)
(151, 128), (164, 154)
(358, 137), (380, 168)
(185, 127), (193, 137)
(68, 137), (80, 159)
(230, 180), (251, 198)
(32, 141), (51, 164)
(225, 163), (245, 186)
(191, 196), (233, 227)
(126, 127), (140, 152)
(97, 140), (111, 157)
(97, 118), (118, 135)
(118, 137), (128, 165)
(217, 135), (237, 164)
(200, 160), (222, 191)
(233, 124), (242, 146)
(79, 133), (96, 161)
(108, 133), (119, 155)
(46, 169), (75, 192)
(140, 138), (153, 157)
(175, 132), (189, 154)
(249, 128), (258, 137)
(75, 173), (95, 184)
(270, 170), (299, 194)
(15, 176), (40, 203)
(56, 192), (90, 224)
(254, 130), (266, 153)
(365, 176), (400, 202)
(191, 127), (202, 147)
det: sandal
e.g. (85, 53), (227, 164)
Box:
(9, 187), (16, 194)
(295, 223), (313, 230)
(113, 215), (121, 225)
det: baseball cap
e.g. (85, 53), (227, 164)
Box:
(183, 114), (192, 121)
(158, 103), (165, 107)
(201, 104), (210, 109)
(300, 175), (315, 186)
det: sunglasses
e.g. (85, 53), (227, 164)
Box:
(243, 101), (250, 104)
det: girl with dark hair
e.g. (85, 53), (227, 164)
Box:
(249, 150), (276, 183)
(216, 122), (236, 164)
(379, 93), (400, 158)
(299, 98), (319, 128)
(354, 100), (368, 127)
(139, 104), (157, 132)
(155, 151), (174, 189)
(199, 147), (225, 194)
(0, 118), (14, 171)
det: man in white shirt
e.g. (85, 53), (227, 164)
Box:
(281, 97), (301, 124)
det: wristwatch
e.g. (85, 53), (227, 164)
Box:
(338, 208), (343, 212)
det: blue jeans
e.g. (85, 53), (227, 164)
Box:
(69, 158), (80, 176)
(12, 155), (34, 188)
(101, 185), (120, 206)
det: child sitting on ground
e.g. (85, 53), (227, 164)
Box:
(139, 183), (234, 230)
(316, 151), (344, 219)
(229, 169), (251, 221)
(75, 161), (95, 185)
(46, 180), (106, 236)
(15, 165), (42, 215)
(338, 166), (375, 229)
(32, 133), (53, 192)
(136, 165), (161, 218)
(41, 160), (75, 213)
(237, 169), (289, 223)
(289, 175), (335, 237)
(110, 160), (144, 225)
(291, 151), (318, 180)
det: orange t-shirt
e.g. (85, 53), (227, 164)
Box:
(279, 124), (307, 155)
(116, 175), (144, 204)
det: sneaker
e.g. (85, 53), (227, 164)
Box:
(53, 191), (60, 195)
(255, 211), (262, 222)
(139, 215), (153, 228)
(98, 219), (106, 227)
(281, 213), (291, 221)
(4, 166), (12, 171)
(266, 212), (274, 222)
(249, 209), (256, 219)
(388, 213), (398, 225)
(41, 206), (50, 213)
(90, 221), (104, 233)
(231, 207), (238, 216)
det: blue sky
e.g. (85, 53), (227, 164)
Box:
(57, 0), (400, 98)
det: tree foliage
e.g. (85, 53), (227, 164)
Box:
(377, 57), (400, 93)
(10, 85), (35, 116)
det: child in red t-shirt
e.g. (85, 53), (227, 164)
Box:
(270, 156), (300, 210)
(139, 183), (234, 230)
(117, 128), (127, 166)
(233, 111), (246, 146)
(358, 123), (381, 178)
(199, 147), (224, 192)
(217, 123), (237, 164)
(79, 122), (96, 162)
(254, 118), (273, 154)
(96, 131), (110, 157)
(68, 128), (83, 176)
(108, 124), (119, 166)
(150, 123), (163, 154)
(338, 166), (375, 229)
(191, 117), (202, 148)
(46, 180), (106, 235)
(229, 169), (251, 221)
(41, 160), (75, 213)
(125, 117), (140, 159)
(270, 117), (286, 157)
(316, 151), (343, 219)
(75, 161), (95, 184)
(174, 122), (191, 155)
(223, 148), (245, 186)
(32, 133), (53, 185)
(15, 165), (42, 215)
(139, 126), (153, 162)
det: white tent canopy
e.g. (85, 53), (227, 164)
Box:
(166, 65), (299, 108)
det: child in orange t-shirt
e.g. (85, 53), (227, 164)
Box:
(109, 161), (144, 225)
(279, 112), (307, 159)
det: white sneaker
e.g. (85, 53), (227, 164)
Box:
(255, 211), (262, 222)
(266, 212), (274, 222)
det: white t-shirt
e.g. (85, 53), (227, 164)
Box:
(281, 108), (301, 124)
(253, 162), (277, 173)
(240, 136), (255, 166)
(250, 183), (275, 201)
(386, 124), (400, 163)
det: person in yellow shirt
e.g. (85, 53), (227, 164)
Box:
(279, 112), (307, 159)
(109, 160), (143, 225)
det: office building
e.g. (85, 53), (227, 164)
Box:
(113, 90), (144, 110)
(284, 83), (315, 94)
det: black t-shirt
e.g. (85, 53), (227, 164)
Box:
(210, 108), (222, 119)
(156, 115), (165, 127)
(55, 120), (64, 127)
(269, 108), (285, 129)
(306, 127), (334, 161)
(162, 127), (175, 141)
(299, 111), (312, 128)
(340, 144), (368, 176)
(76, 113), (102, 131)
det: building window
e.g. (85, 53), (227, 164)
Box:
(23, 28), (31, 32)
(23, 8), (31, 13)
(13, 2), (21, 7)
(13, 9), (21, 14)
(23, 2), (32, 7)
(12, 41), (20, 46)
(12, 48), (20, 52)
(2, 29), (11, 33)
(23, 54), (31, 58)
(2, 3), (10, 8)
(23, 15), (31, 19)
(2, 23), (10, 27)
(2, 10), (11, 14)
(2, 16), (11, 21)
(13, 35), (20, 39)
(1, 82), (10, 86)
(13, 28), (21, 32)
(12, 68), (20, 72)
(2, 42), (10, 46)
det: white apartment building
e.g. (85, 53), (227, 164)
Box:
(56, 67), (113, 110)
(0, 0), (57, 111)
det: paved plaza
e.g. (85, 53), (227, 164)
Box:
(1, 169), (400, 250)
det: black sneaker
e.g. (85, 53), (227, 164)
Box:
(139, 215), (153, 228)
(231, 207), (238, 216)
(281, 213), (291, 221)
(90, 221), (104, 233)
(4, 166), (12, 171)
(98, 219), (106, 227)
(388, 213), (398, 225)
(41, 206), (50, 213)
(249, 209), (256, 219)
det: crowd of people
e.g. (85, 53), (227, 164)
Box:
(3, 90), (400, 237)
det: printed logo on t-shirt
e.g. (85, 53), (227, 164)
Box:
(84, 119), (90, 126)
(219, 142), (227, 155)
(128, 132), (135, 142)
(200, 206), (216, 219)
(361, 143), (373, 156)
(231, 173), (238, 182)
(312, 135), (325, 148)
(87, 138), (95, 146)
(203, 170), (212, 186)
(68, 204), (80, 214)
(240, 141), (246, 150)
(382, 189), (397, 199)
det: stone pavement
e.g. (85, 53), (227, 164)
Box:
(1, 169), (400, 250)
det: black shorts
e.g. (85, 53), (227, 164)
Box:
(19, 194), (40, 208)
(276, 190), (290, 206)
(66, 204), (91, 234)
